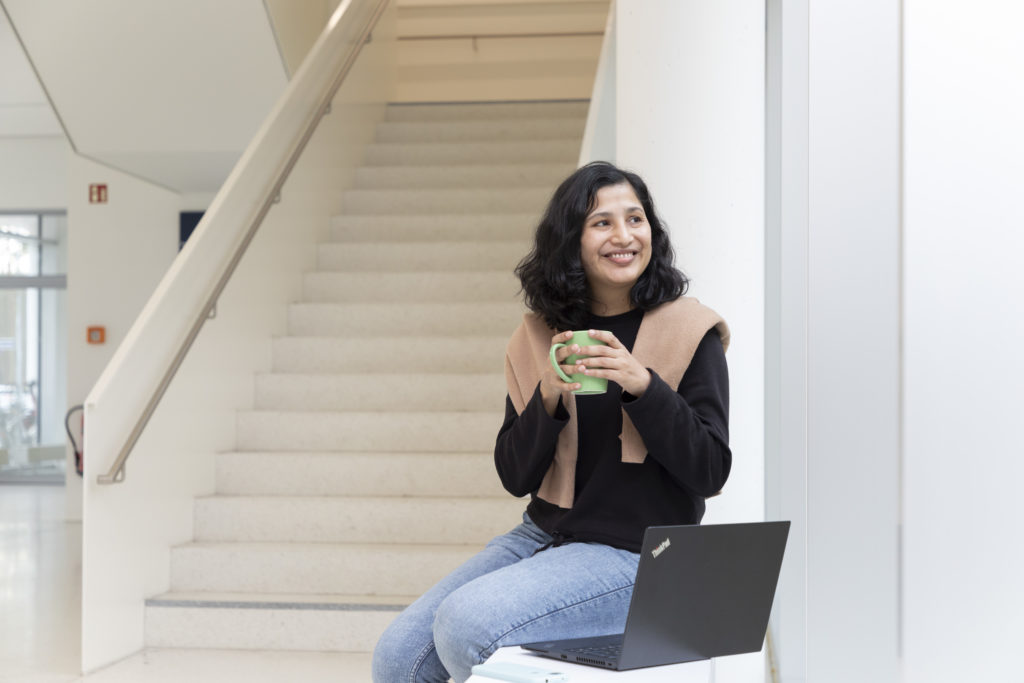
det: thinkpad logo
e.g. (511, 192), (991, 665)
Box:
(651, 538), (671, 558)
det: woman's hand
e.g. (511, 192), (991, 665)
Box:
(540, 330), (583, 416)
(573, 329), (652, 397)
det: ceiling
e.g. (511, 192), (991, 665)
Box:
(0, 0), (289, 193)
(0, 6), (62, 138)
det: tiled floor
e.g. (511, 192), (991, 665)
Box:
(0, 484), (81, 683)
(0, 485), (372, 683)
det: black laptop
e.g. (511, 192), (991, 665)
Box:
(521, 521), (790, 671)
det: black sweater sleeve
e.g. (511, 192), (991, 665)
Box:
(493, 385), (570, 497)
(621, 329), (731, 496)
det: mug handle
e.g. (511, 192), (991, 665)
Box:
(549, 343), (574, 383)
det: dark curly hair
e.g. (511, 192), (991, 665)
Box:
(514, 161), (688, 330)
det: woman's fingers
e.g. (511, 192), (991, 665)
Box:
(550, 330), (574, 346)
(585, 328), (625, 349)
(544, 367), (581, 391)
(575, 344), (615, 360)
(551, 344), (580, 365)
(550, 331), (579, 364)
(544, 331), (583, 391)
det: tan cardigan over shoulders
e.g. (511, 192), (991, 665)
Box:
(503, 297), (729, 509)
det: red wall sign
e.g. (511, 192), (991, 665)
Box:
(89, 184), (108, 203)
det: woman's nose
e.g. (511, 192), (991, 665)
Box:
(611, 219), (631, 243)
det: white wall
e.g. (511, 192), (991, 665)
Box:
(265, 0), (345, 76)
(902, 2), (1024, 681)
(577, 2), (615, 168)
(66, 154), (180, 519)
(612, 2), (766, 680)
(0, 138), (69, 210)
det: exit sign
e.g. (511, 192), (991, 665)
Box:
(89, 184), (108, 203)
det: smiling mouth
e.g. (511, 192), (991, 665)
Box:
(603, 250), (639, 264)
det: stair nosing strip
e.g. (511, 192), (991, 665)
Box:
(146, 598), (408, 612)
(385, 98), (590, 106)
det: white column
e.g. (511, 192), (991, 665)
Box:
(903, 2), (1024, 681)
(768, 1), (902, 680)
(615, 2), (766, 680)
(804, 2), (902, 680)
(766, 0), (809, 678)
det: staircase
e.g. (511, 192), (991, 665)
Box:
(143, 101), (588, 659)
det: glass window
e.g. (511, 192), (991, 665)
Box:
(0, 213), (67, 483)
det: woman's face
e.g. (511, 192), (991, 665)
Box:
(579, 182), (653, 306)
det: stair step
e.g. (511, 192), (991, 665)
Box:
(341, 186), (551, 214)
(354, 162), (573, 189)
(215, 451), (507, 497)
(303, 270), (520, 303)
(384, 100), (589, 122)
(236, 410), (504, 452)
(167, 542), (486, 595)
(194, 495), (524, 544)
(395, 85), (594, 104)
(254, 372), (507, 412)
(271, 335), (509, 374)
(103, 647), (374, 680)
(364, 140), (580, 166)
(330, 213), (537, 243)
(395, 64), (598, 103)
(146, 591), (411, 652)
(374, 118), (583, 144)
(316, 240), (529, 271)
(287, 302), (525, 337)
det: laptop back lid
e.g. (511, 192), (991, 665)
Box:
(617, 521), (790, 670)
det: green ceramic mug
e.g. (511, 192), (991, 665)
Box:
(549, 330), (608, 395)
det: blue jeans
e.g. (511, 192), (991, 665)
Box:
(371, 513), (640, 683)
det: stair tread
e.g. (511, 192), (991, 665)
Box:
(330, 211), (539, 222)
(319, 236), (528, 241)
(221, 450), (493, 456)
(363, 140), (580, 165)
(289, 300), (523, 309)
(255, 371), (504, 378)
(238, 408), (505, 415)
(272, 333), (509, 339)
(342, 187), (552, 195)
(364, 140), (580, 152)
(176, 540), (491, 551)
(356, 161), (571, 170)
(374, 119), (585, 143)
(376, 117), (584, 126)
(384, 101), (589, 121)
(196, 493), (512, 502)
(149, 591), (417, 606)
(306, 267), (513, 274)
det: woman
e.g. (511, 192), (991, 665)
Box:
(372, 161), (730, 683)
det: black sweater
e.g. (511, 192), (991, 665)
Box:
(493, 308), (730, 553)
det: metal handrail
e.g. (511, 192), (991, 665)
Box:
(97, 0), (390, 484)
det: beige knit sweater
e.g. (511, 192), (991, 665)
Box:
(503, 297), (729, 508)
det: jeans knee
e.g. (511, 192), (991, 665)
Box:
(433, 590), (493, 682)
(371, 620), (405, 683)
(372, 613), (439, 683)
